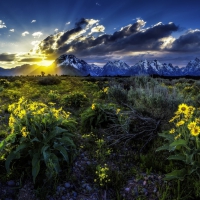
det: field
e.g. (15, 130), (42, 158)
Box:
(0, 75), (200, 200)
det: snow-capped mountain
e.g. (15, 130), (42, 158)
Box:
(100, 60), (130, 76)
(127, 60), (181, 76)
(181, 58), (200, 76)
(1, 54), (200, 77)
(55, 54), (103, 76)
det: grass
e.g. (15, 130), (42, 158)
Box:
(0, 75), (199, 199)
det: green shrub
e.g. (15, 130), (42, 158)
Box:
(108, 85), (128, 104)
(0, 79), (10, 87)
(127, 82), (184, 119)
(0, 97), (77, 183)
(38, 77), (61, 85)
(81, 103), (117, 132)
(62, 92), (88, 108)
(48, 90), (60, 101)
(157, 103), (200, 182)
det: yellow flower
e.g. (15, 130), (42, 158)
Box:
(188, 121), (196, 130)
(91, 103), (96, 110)
(195, 118), (200, 124)
(190, 126), (200, 137)
(176, 120), (185, 127)
(178, 103), (189, 115)
(169, 115), (179, 123)
(175, 133), (181, 140)
(169, 128), (175, 134)
(103, 87), (109, 94)
(116, 108), (120, 114)
(21, 126), (29, 137)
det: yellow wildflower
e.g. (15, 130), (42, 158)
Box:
(178, 103), (189, 115)
(169, 115), (179, 123)
(176, 120), (185, 127)
(21, 126), (29, 137)
(195, 118), (200, 124)
(190, 126), (200, 137)
(169, 128), (175, 134)
(175, 133), (181, 140)
(91, 103), (96, 110)
(116, 108), (121, 114)
(188, 121), (196, 130)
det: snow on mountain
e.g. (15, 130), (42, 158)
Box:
(100, 60), (130, 76)
(181, 58), (200, 76)
(127, 59), (181, 76)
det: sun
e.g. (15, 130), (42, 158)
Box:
(38, 59), (54, 66)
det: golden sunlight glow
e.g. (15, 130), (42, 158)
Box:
(39, 59), (54, 66)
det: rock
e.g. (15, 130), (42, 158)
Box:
(86, 185), (92, 191)
(73, 191), (77, 197)
(7, 180), (15, 187)
(64, 182), (71, 188)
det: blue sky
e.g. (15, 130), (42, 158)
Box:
(0, 0), (200, 68)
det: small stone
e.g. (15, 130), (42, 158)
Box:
(7, 180), (15, 186)
(134, 187), (138, 196)
(86, 161), (91, 165)
(86, 185), (92, 191)
(125, 187), (130, 192)
(73, 191), (77, 197)
(143, 180), (147, 186)
(64, 182), (71, 188)
(153, 187), (157, 193)
(62, 196), (66, 200)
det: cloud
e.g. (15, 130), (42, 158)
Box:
(31, 20), (36, 23)
(170, 29), (200, 52)
(90, 25), (105, 34)
(0, 53), (16, 61)
(22, 31), (29, 36)
(54, 28), (58, 32)
(0, 20), (6, 28)
(19, 58), (43, 62)
(96, 2), (100, 6)
(9, 29), (15, 32)
(32, 18), (181, 60)
(66, 22), (70, 25)
(32, 32), (43, 38)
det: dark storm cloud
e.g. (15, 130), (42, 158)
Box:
(170, 30), (200, 52)
(36, 19), (180, 58)
(0, 53), (16, 61)
(19, 58), (43, 62)
(71, 22), (179, 56)
(56, 18), (89, 47)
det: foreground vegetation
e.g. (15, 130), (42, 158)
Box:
(0, 75), (200, 199)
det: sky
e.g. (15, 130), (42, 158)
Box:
(0, 0), (200, 69)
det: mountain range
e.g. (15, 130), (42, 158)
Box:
(1, 55), (200, 76)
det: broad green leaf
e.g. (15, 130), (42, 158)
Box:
(5, 152), (17, 172)
(169, 139), (187, 148)
(156, 144), (170, 152)
(158, 132), (174, 141)
(14, 143), (29, 154)
(164, 168), (187, 181)
(30, 137), (40, 142)
(58, 137), (76, 147)
(49, 153), (60, 173)
(53, 144), (69, 163)
(167, 154), (186, 162)
(32, 153), (40, 183)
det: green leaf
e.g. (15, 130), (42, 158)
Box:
(5, 152), (17, 172)
(164, 168), (187, 181)
(169, 139), (187, 148)
(58, 137), (76, 147)
(156, 144), (170, 152)
(158, 132), (174, 141)
(32, 153), (40, 183)
(14, 143), (29, 154)
(31, 137), (40, 143)
(53, 144), (69, 163)
(49, 153), (60, 173)
(167, 154), (186, 162)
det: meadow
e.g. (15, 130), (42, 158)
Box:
(0, 75), (200, 199)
